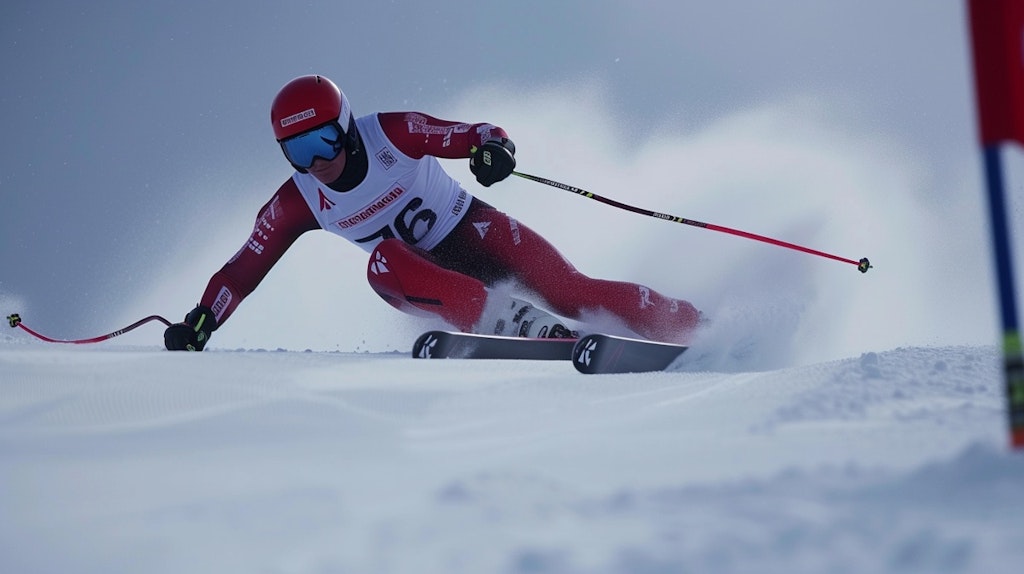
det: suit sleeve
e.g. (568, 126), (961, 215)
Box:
(198, 178), (320, 326)
(376, 112), (510, 160)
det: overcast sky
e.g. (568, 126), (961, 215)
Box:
(0, 1), (1007, 360)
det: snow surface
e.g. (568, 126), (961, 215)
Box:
(1, 332), (1022, 574)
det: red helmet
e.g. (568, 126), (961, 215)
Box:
(270, 75), (352, 141)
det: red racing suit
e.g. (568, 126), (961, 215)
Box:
(197, 112), (700, 343)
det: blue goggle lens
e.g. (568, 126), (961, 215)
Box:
(280, 122), (345, 169)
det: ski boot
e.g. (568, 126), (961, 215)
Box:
(493, 298), (575, 339)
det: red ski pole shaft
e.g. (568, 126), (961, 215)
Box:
(6, 313), (172, 344)
(512, 171), (871, 273)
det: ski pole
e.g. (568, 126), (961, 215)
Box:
(6, 313), (172, 344)
(512, 171), (871, 273)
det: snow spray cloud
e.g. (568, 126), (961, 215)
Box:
(445, 83), (993, 365)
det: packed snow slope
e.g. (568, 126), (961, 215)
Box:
(1, 335), (1021, 574)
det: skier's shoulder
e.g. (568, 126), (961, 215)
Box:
(255, 176), (318, 232)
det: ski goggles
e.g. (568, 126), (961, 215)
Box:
(279, 121), (345, 170)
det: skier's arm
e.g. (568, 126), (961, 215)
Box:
(378, 112), (517, 187)
(158, 179), (322, 351)
(165, 179), (320, 351)
(376, 111), (509, 160)
(199, 178), (319, 325)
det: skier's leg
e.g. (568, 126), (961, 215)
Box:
(368, 238), (573, 337)
(367, 239), (487, 332)
(433, 202), (701, 343)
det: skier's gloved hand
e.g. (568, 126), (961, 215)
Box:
(164, 305), (218, 351)
(470, 138), (516, 187)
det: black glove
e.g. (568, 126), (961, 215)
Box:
(164, 305), (218, 351)
(470, 138), (516, 187)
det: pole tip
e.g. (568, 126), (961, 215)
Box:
(857, 257), (872, 273)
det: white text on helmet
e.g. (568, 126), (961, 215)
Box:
(280, 108), (316, 128)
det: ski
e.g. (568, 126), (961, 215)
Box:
(571, 333), (688, 374)
(411, 330), (688, 374)
(411, 330), (576, 360)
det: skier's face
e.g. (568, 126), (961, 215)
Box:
(309, 150), (346, 184)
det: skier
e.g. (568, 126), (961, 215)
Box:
(164, 75), (701, 351)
